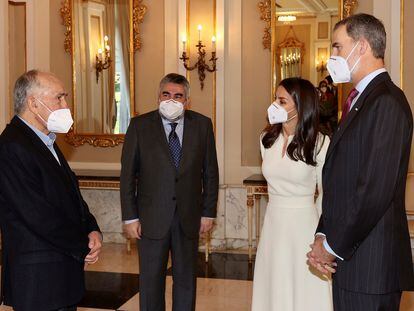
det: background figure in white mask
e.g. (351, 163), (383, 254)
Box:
(252, 77), (332, 311)
(121, 73), (219, 311)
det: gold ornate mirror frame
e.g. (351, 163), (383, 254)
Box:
(60, 0), (147, 147)
(263, 0), (358, 100)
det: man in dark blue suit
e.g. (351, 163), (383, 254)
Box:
(308, 14), (414, 310)
(0, 70), (102, 311)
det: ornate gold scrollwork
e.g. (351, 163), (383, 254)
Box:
(60, 0), (72, 54)
(60, 0), (148, 54)
(132, 0), (147, 52)
(343, 0), (358, 18)
(65, 131), (124, 148)
(258, 0), (272, 50)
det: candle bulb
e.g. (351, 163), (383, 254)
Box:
(182, 34), (187, 52)
(197, 24), (202, 41)
(104, 35), (109, 42)
(212, 36), (216, 51)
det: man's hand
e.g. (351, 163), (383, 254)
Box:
(123, 221), (142, 240)
(307, 235), (336, 274)
(199, 217), (214, 236)
(85, 231), (102, 265)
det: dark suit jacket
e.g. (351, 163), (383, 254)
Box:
(0, 116), (100, 310)
(120, 110), (219, 239)
(317, 72), (414, 294)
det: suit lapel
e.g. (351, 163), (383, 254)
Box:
(326, 72), (391, 160)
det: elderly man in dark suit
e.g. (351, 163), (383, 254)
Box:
(121, 73), (219, 311)
(307, 14), (414, 310)
(0, 70), (102, 311)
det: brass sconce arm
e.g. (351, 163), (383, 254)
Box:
(180, 41), (218, 90)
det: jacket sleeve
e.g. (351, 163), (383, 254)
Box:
(120, 118), (140, 221)
(201, 119), (219, 218)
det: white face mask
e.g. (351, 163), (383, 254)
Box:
(159, 99), (185, 121)
(36, 98), (73, 133)
(267, 101), (297, 124)
(327, 42), (361, 83)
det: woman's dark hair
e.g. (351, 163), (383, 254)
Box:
(262, 77), (320, 166)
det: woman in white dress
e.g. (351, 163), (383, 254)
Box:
(252, 78), (333, 311)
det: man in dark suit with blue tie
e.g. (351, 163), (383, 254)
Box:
(307, 14), (414, 310)
(0, 70), (102, 311)
(120, 73), (219, 311)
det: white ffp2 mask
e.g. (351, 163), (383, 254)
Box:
(267, 101), (297, 124)
(159, 99), (184, 121)
(36, 98), (73, 133)
(327, 42), (361, 83)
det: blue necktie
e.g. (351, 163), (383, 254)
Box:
(168, 123), (181, 169)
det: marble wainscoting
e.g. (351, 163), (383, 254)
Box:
(80, 183), (269, 250)
(81, 188), (126, 244)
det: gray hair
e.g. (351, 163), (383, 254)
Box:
(334, 13), (386, 59)
(13, 69), (41, 115)
(158, 73), (190, 99)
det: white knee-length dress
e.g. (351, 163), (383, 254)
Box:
(251, 134), (333, 311)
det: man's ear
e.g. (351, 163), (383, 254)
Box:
(26, 96), (38, 114)
(185, 98), (191, 109)
(359, 39), (369, 56)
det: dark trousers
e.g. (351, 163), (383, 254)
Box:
(53, 307), (76, 311)
(333, 281), (401, 311)
(137, 212), (199, 311)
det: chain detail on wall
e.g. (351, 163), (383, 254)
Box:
(258, 0), (271, 50)
(132, 0), (147, 52)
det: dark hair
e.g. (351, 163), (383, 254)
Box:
(159, 73), (190, 99)
(318, 80), (327, 88)
(334, 13), (386, 59)
(262, 78), (320, 166)
(324, 75), (333, 84)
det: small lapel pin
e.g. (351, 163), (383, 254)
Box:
(355, 107), (359, 111)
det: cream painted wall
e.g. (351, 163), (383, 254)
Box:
(241, 0), (271, 167)
(135, 0), (165, 115)
(8, 3), (27, 119)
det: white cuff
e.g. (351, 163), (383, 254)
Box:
(315, 232), (344, 260)
(124, 218), (139, 224)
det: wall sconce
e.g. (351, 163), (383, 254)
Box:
(96, 35), (112, 83)
(179, 25), (218, 90)
(316, 58), (327, 74)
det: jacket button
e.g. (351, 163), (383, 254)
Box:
(175, 178), (178, 182)
(172, 197), (176, 201)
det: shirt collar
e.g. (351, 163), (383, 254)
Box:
(355, 68), (387, 94)
(18, 116), (57, 148)
(160, 113), (185, 126)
